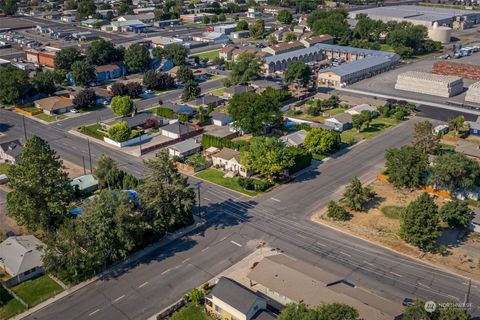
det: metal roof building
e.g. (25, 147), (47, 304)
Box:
(348, 5), (480, 27)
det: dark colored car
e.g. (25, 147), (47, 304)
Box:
(402, 298), (414, 306)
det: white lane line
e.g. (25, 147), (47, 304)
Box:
(231, 240), (242, 247)
(270, 197), (281, 202)
(138, 281), (149, 288)
(390, 272), (403, 278)
(339, 251), (352, 257)
(113, 295), (125, 303)
(296, 233), (307, 239)
(201, 246), (209, 252)
(363, 260), (375, 267)
(182, 258), (191, 263)
(219, 236), (227, 242)
(316, 242), (326, 247)
(203, 197), (211, 201)
(418, 282), (430, 288)
(161, 268), (171, 275)
(89, 309), (101, 316)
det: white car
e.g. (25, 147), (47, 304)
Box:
(70, 108), (79, 113)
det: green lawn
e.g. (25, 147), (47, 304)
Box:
(0, 287), (26, 320)
(0, 163), (11, 175)
(77, 123), (106, 140)
(195, 50), (220, 60)
(209, 88), (225, 97)
(22, 107), (41, 113)
(341, 117), (400, 144)
(170, 302), (211, 320)
(11, 275), (63, 307)
(195, 168), (259, 196)
(381, 206), (405, 219)
(379, 44), (395, 53)
(34, 113), (65, 122)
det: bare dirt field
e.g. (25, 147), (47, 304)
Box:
(312, 179), (480, 279)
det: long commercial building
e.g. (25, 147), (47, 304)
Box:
(263, 43), (399, 76)
(348, 5), (480, 28)
(395, 71), (464, 97)
(466, 81), (480, 104)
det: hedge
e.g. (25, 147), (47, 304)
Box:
(157, 107), (175, 119)
(288, 147), (312, 174)
(201, 134), (249, 150)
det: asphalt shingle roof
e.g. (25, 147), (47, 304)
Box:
(0, 236), (44, 276)
(211, 277), (261, 315)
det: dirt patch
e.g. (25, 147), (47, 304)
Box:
(62, 159), (87, 179)
(312, 179), (480, 279)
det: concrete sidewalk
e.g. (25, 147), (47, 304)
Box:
(13, 216), (205, 320)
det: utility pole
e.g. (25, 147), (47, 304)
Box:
(197, 183), (201, 217)
(139, 135), (142, 156)
(82, 156), (86, 175)
(22, 115), (27, 141)
(87, 139), (92, 173)
(464, 279), (471, 307)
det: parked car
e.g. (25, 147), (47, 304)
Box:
(70, 108), (79, 113)
(402, 298), (414, 306)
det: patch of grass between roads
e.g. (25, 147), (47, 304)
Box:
(195, 168), (259, 196)
(11, 275), (63, 307)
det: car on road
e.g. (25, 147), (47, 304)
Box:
(402, 298), (414, 306)
(70, 108), (79, 113)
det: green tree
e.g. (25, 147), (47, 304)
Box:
(7, 136), (73, 232)
(402, 300), (431, 320)
(303, 128), (341, 154)
(230, 52), (261, 84)
(308, 9), (350, 38)
(54, 47), (82, 72)
(278, 302), (317, 320)
(439, 200), (470, 228)
(86, 38), (124, 65)
(228, 91), (282, 135)
(284, 32), (298, 42)
(202, 15), (210, 24)
(111, 95), (134, 116)
(71, 61), (96, 86)
(139, 150), (195, 234)
(176, 65), (194, 83)
(400, 193), (440, 251)
(72, 88), (96, 109)
(183, 80), (201, 101)
(284, 61), (312, 87)
(125, 44), (150, 73)
(241, 137), (295, 181)
(448, 115), (465, 135)
(33, 70), (57, 95)
(316, 303), (359, 320)
(108, 122), (131, 142)
(94, 155), (123, 189)
(437, 304), (471, 320)
(211, 15), (218, 23)
(342, 177), (375, 211)
(76, 0), (96, 20)
(249, 19), (264, 38)
(327, 201), (348, 221)
(163, 43), (190, 66)
(277, 9), (293, 24)
(218, 13), (226, 21)
(0, 65), (31, 104)
(1, 0), (18, 15)
(187, 288), (203, 306)
(428, 153), (480, 194)
(412, 120), (439, 154)
(236, 19), (249, 31)
(385, 146), (428, 189)
(151, 47), (164, 61)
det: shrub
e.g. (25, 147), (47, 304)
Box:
(238, 177), (255, 190)
(327, 201), (348, 221)
(287, 147), (312, 174)
(253, 179), (273, 192)
(185, 154), (206, 167)
(201, 134), (249, 150)
(108, 122), (131, 142)
(144, 118), (158, 129)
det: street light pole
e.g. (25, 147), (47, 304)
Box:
(22, 115), (27, 141)
(87, 139), (92, 173)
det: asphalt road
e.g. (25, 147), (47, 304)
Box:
(2, 108), (480, 319)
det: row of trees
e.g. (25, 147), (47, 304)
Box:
(6, 137), (196, 281)
(278, 302), (359, 320)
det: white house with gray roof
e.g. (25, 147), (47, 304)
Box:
(280, 130), (307, 147)
(168, 138), (201, 158)
(0, 235), (45, 287)
(0, 140), (22, 164)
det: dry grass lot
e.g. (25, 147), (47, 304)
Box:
(313, 179), (480, 279)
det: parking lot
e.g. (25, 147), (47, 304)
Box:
(349, 52), (480, 106)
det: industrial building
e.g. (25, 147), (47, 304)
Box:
(348, 5), (480, 29)
(428, 22), (451, 43)
(395, 71), (464, 97)
(466, 81), (480, 104)
(318, 56), (397, 87)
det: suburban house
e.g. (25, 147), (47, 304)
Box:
(186, 94), (225, 109)
(0, 140), (22, 164)
(324, 113), (353, 132)
(162, 101), (194, 116)
(212, 148), (252, 177)
(70, 174), (99, 195)
(210, 112), (233, 126)
(205, 277), (274, 320)
(161, 122), (196, 139)
(249, 80), (285, 92)
(95, 62), (127, 81)
(34, 96), (74, 115)
(247, 254), (403, 320)
(168, 138), (202, 158)
(224, 85), (255, 99)
(280, 130), (307, 147)
(0, 235), (45, 287)
(345, 104), (378, 116)
(299, 34), (334, 47)
(101, 113), (164, 130)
